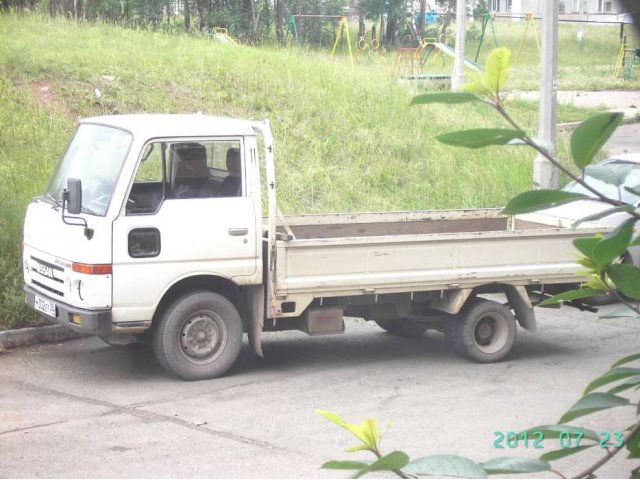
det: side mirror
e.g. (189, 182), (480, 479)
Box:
(66, 178), (82, 215)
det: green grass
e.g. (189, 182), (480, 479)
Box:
(0, 13), (629, 329)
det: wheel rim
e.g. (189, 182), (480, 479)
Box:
(472, 313), (509, 354)
(179, 310), (227, 365)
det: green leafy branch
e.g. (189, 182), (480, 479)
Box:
(320, 47), (640, 479)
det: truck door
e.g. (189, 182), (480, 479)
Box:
(111, 138), (259, 324)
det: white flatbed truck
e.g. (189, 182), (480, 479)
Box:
(23, 114), (604, 380)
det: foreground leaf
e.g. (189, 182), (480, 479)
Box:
(520, 425), (601, 442)
(571, 112), (624, 169)
(584, 367), (640, 394)
(483, 47), (511, 95)
(585, 164), (633, 187)
(503, 190), (587, 214)
(404, 455), (487, 478)
(612, 353), (640, 368)
(353, 451), (410, 478)
(559, 393), (630, 424)
(315, 410), (380, 452)
(630, 236), (640, 247)
(628, 429), (640, 459)
(572, 205), (635, 227)
(410, 92), (482, 105)
(481, 457), (550, 475)
(436, 128), (525, 149)
(321, 460), (370, 471)
(573, 236), (603, 258)
(537, 288), (603, 307)
(608, 376), (640, 394)
(625, 184), (640, 197)
(540, 445), (595, 462)
(592, 218), (636, 267)
(607, 263), (640, 300)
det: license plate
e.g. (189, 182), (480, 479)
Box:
(34, 295), (57, 318)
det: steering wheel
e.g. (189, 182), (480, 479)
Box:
(90, 178), (116, 210)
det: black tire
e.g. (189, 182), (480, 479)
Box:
(444, 298), (516, 363)
(153, 291), (243, 380)
(374, 319), (429, 337)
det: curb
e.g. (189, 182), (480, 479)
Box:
(0, 325), (86, 351)
(558, 116), (640, 132)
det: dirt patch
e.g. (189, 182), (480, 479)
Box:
(16, 79), (77, 120)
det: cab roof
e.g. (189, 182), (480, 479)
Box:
(80, 114), (259, 139)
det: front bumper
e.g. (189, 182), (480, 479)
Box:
(24, 285), (112, 335)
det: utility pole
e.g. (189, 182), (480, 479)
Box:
(534, 0), (559, 189)
(451, 0), (466, 91)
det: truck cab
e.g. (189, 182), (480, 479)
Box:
(24, 114), (267, 379)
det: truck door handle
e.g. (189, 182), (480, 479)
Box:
(228, 228), (249, 236)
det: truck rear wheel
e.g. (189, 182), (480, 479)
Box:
(444, 298), (516, 363)
(374, 319), (428, 337)
(153, 291), (243, 380)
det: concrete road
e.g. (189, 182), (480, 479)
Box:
(607, 122), (640, 156)
(1, 305), (639, 478)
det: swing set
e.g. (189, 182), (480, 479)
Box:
(286, 15), (354, 63)
(615, 32), (639, 80)
(487, 12), (541, 62)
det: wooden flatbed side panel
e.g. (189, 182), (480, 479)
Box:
(275, 232), (592, 297)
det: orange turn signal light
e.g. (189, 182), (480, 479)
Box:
(72, 263), (112, 275)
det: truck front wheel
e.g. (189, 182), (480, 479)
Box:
(153, 291), (243, 380)
(444, 298), (516, 363)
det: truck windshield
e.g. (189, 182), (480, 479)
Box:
(44, 124), (132, 216)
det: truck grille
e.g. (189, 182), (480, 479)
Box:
(31, 279), (64, 297)
(30, 255), (65, 298)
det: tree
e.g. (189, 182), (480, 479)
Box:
(184, 0), (190, 32)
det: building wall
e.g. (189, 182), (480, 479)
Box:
(487, 0), (624, 14)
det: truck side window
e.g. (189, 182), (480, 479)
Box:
(170, 140), (243, 198)
(219, 147), (241, 197)
(170, 143), (215, 199)
(126, 143), (165, 215)
(201, 141), (243, 198)
(127, 140), (244, 215)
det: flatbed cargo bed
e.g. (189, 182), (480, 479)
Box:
(268, 208), (604, 317)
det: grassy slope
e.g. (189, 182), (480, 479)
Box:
(0, 14), (624, 329)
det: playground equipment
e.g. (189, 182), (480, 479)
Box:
(421, 41), (483, 72)
(614, 34), (640, 80)
(473, 12), (498, 63)
(286, 15), (354, 63)
(355, 27), (380, 63)
(393, 35), (427, 77)
(492, 12), (541, 62)
(205, 27), (240, 46)
(515, 13), (541, 62)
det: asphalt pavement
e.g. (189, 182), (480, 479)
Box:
(1, 305), (638, 478)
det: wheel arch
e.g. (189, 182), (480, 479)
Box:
(152, 275), (242, 330)
(434, 284), (536, 332)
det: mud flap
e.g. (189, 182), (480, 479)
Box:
(505, 285), (537, 332)
(431, 288), (473, 315)
(247, 285), (265, 357)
